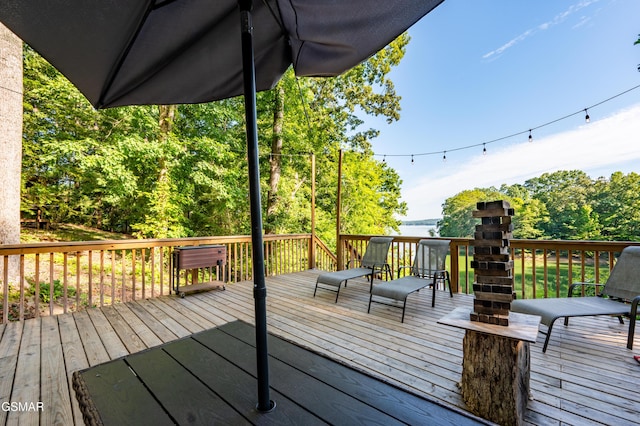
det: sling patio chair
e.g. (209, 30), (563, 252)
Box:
(368, 239), (452, 322)
(512, 245), (640, 353)
(314, 236), (394, 303)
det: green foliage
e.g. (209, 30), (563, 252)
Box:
(440, 170), (640, 241)
(21, 33), (410, 242)
(39, 280), (76, 303)
(438, 188), (504, 237)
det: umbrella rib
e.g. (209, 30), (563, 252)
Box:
(97, 2), (156, 108)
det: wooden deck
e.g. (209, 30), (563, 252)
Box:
(1, 270), (638, 425)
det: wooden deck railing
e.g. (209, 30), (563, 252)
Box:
(3, 231), (637, 324)
(0, 234), (336, 323)
(339, 235), (640, 299)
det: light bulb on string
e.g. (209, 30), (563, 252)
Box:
(442, 151), (447, 162)
(528, 129), (533, 143)
(482, 143), (487, 155)
(411, 155), (414, 165)
(584, 109), (590, 123)
(383, 155), (386, 163)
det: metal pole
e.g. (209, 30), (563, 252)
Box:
(336, 149), (343, 270)
(238, 0), (273, 412)
(309, 153), (316, 269)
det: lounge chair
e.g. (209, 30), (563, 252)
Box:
(314, 236), (393, 302)
(368, 239), (452, 322)
(511, 245), (640, 353)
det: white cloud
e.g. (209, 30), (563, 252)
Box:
(402, 104), (640, 219)
(482, 0), (600, 60)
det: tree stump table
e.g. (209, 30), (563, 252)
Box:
(438, 307), (540, 426)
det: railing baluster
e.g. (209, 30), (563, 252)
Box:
(88, 250), (93, 307)
(99, 250), (105, 307)
(150, 247), (155, 299)
(121, 249), (126, 302)
(531, 247), (537, 299)
(2, 256), (8, 323)
(543, 249), (548, 299)
(111, 250), (116, 304)
(76, 251), (81, 310)
(63, 253), (68, 313)
(141, 248), (146, 300)
(131, 249), (137, 301)
(50, 252), (55, 316)
(19, 255), (25, 320)
(555, 248), (560, 298)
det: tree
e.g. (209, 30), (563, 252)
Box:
(438, 188), (505, 238)
(0, 23), (23, 281)
(501, 184), (549, 239)
(263, 35), (411, 242)
(20, 36), (409, 245)
(524, 170), (599, 240)
(592, 172), (640, 241)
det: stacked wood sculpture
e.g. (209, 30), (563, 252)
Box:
(469, 200), (515, 325)
(458, 200), (533, 426)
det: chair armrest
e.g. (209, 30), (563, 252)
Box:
(568, 282), (604, 297)
(397, 265), (412, 279)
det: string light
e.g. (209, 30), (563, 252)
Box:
(482, 143), (487, 155)
(372, 83), (640, 162)
(383, 155), (386, 163)
(411, 154), (414, 164)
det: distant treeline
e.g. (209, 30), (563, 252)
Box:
(401, 219), (440, 226)
(438, 170), (640, 241)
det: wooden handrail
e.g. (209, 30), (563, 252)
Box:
(339, 234), (640, 298)
(0, 234), (334, 323)
(3, 232), (638, 324)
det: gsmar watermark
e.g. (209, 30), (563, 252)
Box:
(1, 401), (44, 412)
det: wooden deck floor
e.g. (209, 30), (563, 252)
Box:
(1, 269), (639, 425)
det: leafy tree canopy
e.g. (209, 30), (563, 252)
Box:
(439, 170), (640, 241)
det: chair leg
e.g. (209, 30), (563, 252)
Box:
(401, 299), (407, 323)
(628, 298), (638, 350)
(542, 320), (557, 353)
(446, 271), (452, 298)
(335, 285), (341, 303)
(367, 293), (373, 313)
(313, 281), (319, 297)
(431, 276), (437, 308)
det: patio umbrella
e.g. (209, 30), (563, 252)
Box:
(0, 0), (444, 412)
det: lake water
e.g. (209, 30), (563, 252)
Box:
(393, 224), (438, 237)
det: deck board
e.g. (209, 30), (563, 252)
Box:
(0, 320), (22, 425)
(8, 317), (40, 425)
(40, 315), (74, 426)
(0, 270), (638, 425)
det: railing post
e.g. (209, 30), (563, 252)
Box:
(337, 235), (344, 271)
(450, 241), (460, 293)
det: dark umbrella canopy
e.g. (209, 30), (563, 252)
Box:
(1, 0), (443, 108)
(0, 0), (443, 412)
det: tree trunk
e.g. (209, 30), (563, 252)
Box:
(265, 81), (284, 234)
(461, 330), (530, 426)
(0, 23), (23, 282)
(141, 104), (176, 238)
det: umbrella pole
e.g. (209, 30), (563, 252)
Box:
(239, 0), (274, 413)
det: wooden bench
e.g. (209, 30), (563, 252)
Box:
(172, 245), (226, 297)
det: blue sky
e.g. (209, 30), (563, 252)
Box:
(366, 0), (640, 220)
